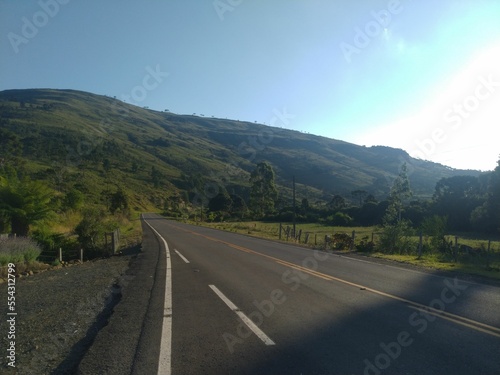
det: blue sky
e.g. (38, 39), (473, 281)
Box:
(2, 0), (500, 171)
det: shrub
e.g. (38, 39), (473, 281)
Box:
(75, 208), (106, 250)
(0, 236), (42, 265)
(420, 215), (448, 253)
(32, 227), (72, 252)
(379, 220), (416, 254)
(327, 212), (354, 226)
(331, 233), (353, 250)
(357, 240), (376, 253)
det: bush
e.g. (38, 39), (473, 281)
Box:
(379, 220), (416, 254)
(357, 240), (376, 253)
(420, 215), (448, 253)
(75, 208), (106, 250)
(0, 236), (42, 265)
(32, 227), (74, 253)
(327, 212), (353, 226)
(331, 233), (353, 250)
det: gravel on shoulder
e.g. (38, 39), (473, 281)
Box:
(0, 248), (140, 375)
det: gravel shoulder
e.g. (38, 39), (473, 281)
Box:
(0, 247), (140, 375)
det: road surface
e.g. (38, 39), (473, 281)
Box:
(81, 214), (500, 375)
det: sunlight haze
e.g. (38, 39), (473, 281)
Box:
(2, 0), (499, 171)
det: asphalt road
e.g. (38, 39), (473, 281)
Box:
(82, 214), (500, 375)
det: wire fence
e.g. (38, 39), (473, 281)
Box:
(277, 223), (500, 269)
(37, 229), (122, 263)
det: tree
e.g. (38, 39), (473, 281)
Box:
(300, 198), (310, 214)
(62, 188), (84, 211)
(208, 192), (232, 214)
(432, 175), (483, 231)
(380, 163), (415, 253)
(0, 128), (22, 167)
(364, 194), (378, 204)
(102, 158), (111, 172)
(484, 156), (500, 232)
(151, 166), (162, 188)
(328, 195), (346, 211)
(229, 194), (248, 218)
(249, 162), (278, 217)
(351, 190), (368, 206)
(75, 208), (106, 250)
(420, 215), (449, 253)
(384, 163), (412, 224)
(109, 189), (129, 214)
(0, 175), (55, 236)
(131, 161), (139, 173)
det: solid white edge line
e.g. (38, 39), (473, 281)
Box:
(174, 249), (190, 263)
(143, 216), (172, 375)
(209, 285), (276, 346)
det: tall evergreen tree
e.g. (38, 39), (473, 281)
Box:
(0, 175), (55, 236)
(380, 163), (414, 253)
(249, 162), (278, 217)
(486, 157), (500, 232)
(385, 163), (412, 224)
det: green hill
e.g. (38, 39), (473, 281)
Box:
(0, 88), (481, 211)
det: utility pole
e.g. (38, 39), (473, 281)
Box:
(292, 175), (296, 238)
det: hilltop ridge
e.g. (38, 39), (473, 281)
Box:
(0, 88), (481, 210)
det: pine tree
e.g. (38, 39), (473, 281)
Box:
(249, 162), (278, 217)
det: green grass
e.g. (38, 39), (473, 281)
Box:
(196, 221), (378, 249)
(369, 252), (500, 280)
(1, 88), (482, 209)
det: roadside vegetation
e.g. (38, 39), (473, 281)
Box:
(184, 160), (500, 281)
(197, 220), (500, 279)
(0, 161), (145, 275)
(1, 90), (499, 281)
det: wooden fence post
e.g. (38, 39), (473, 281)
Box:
(454, 236), (458, 263)
(279, 223), (282, 240)
(418, 231), (423, 258)
(80, 248), (84, 263)
(59, 248), (62, 263)
(350, 230), (355, 250)
(487, 240), (491, 268)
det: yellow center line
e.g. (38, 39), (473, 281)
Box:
(165, 221), (500, 338)
(407, 306), (500, 338)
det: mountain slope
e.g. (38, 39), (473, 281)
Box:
(0, 89), (481, 210)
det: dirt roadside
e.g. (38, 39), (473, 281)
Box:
(0, 246), (140, 375)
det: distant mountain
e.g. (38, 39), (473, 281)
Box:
(0, 89), (481, 209)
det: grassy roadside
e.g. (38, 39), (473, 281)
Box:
(194, 221), (376, 243)
(0, 210), (146, 279)
(191, 220), (500, 281)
